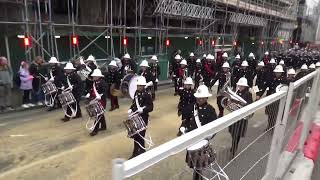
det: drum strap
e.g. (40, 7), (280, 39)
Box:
(67, 76), (72, 90)
(49, 70), (54, 79)
(135, 95), (141, 109)
(194, 105), (202, 128)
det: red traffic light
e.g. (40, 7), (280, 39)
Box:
(211, 40), (215, 47)
(198, 40), (203, 45)
(233, 41), (237, 46)
(165, 39), (170, 47)
(72, 36), (78, 46)
(24, 37), (30, 46)
(122, 37), (128, 46)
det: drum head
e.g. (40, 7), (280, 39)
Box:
(129, 76), (138, 99)
(187, 140), (208, 151)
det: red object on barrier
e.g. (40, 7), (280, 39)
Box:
(286, 122), (304, 152)
(303, 123), (320, 161)
(289, 98), (302, 117)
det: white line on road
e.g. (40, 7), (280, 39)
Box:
(0, 123), (7, 126)
(9, 134), (29, 137)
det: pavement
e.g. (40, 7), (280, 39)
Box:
(0, 84), (292, 180)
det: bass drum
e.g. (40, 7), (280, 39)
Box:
(120, 74), (138, 99)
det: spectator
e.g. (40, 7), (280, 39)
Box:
(0, 56), (13, 111)
(29, 56), (47, 105)
(19, 61), (34, 108)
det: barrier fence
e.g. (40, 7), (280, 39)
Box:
(112, 70), (320, 180)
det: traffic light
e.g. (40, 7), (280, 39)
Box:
(122, 37), (128, 46)
(165, 39), (170, 47)
(72, 36), (78, 46)
(233, 41), (237, 46)
(198, 39), (203, 46)
(24, 37), (30, 47)
(211, 40), (215, 47)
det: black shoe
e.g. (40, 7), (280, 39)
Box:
(177, 131), (182, 137)
(72, 115), (82, 119)
(109, 107), (116, 111)
(129, 154), (137, 160)
(61, 117), (70, 122)
(99, 126), (107, 131)
(90, 130), (98, 136)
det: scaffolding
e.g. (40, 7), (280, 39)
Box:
(0, 0), (298, 62)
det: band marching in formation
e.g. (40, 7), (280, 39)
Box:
(36, 46), (320, 179)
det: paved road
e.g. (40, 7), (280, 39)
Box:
(0, 85), (275, 180)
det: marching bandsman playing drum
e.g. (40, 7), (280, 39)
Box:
(177, 77), (196, 136)
(87, 69), (108, 136)
(84, 55), (98, 95)
(127, 76), (154, 158)
(229, 77), (253, 157)
(139, 60), (154, 94)
(61, 63), (83, 121)
(210, 62), (230, 117)
(202, 54), (216, 88)
(257, 65), (288, 131)
(187, 52), (196, 78)
(287, 68), (296, 83)
(120, 53), (137, 77)
(177, 59), (189, 91)
(149, 55), (161, 100)
(180, 84), (217, 180)
(248, 52), (256, 68)
(106, 60), (121, 111)
(194, 59), (203, 89)
(170, 54), (182, 96)
(47, 57), (65, 111)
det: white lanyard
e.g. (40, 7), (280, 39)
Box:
(193, 105), (201, 128)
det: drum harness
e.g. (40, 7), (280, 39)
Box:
(60, 76), (77, 118)
(128, 95), (154, 150)
(43, 70), (58, 107)
(182, 105), (229, 180)
(86, 82), (105, 132)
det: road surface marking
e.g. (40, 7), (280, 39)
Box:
(9, 134), (28, 137)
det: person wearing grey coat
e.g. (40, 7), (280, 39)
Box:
(0, 56), (13, 111)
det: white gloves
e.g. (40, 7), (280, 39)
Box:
(145, 81), (153, 88)
(137, 107), (144, 114)
(61, 86), (65, 90)
(179, 127), (186, 134)
(155, 78), (159, 83)
(85, 93), (90, 98)
(44, 77), (48, 81)
(128, 109), (133, 114)
(95, 95), (101, 100)
(49, 77), (54, 82)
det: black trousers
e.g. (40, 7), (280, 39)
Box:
(92, 114), (107, 133)
(22, 90), (31, 104)
(193, 170), (203, 180)
(217, 96), (224, 114)
(110, 95), (119, 108)
(229, 119), (248, 156)
(132, 116), (149, 157)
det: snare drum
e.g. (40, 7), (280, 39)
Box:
(120, 74), (138, 99)
(186, 140), (216, 169)
(123, 114), (147, 138)
(42, 81), (57, 95)
(85, 101), (105, 118)
(58, 92), (76, 106)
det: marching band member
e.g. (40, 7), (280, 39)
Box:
(170, 54), (182, 96)
(47, 57), (65, 111)
(309, 63), (316, 72)
(248, 52), (257, 71)
(238, 61), (254, 88)
(279, 60), (287, 74)
(222, 52), (228, 63)
(88, 69), (107, 136)
(187, 52), (196, 78)
(121, 53), (136, 77)
(84, 55), (97, 96)
(255, 61), (267, 96)
(181, 84), (217, 180)
(257, 65), (288, 130)
(210, 62), (230, 117)
(194, 59), (203, 89)
(177, 59), (188, 91)
(106, 60), (121, 111)
(262, 51), (270, 65)
(201, 54), (207, 62)
(139, 60), (154, 95)
(287, 68), (296, 83)
(149, 55), (161, 100)
(295, 64), (308, 80)
(61, 63), (83, 121)
(177, 77), (196, 136)
(266, 58), (277, 74)
(128, 76), (153, 158)
(229, 77), (253, 157)
(231, 55), (242, 89)
(202, 54), (216, 88)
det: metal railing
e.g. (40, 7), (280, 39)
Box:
(112, 70), (320, 180)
